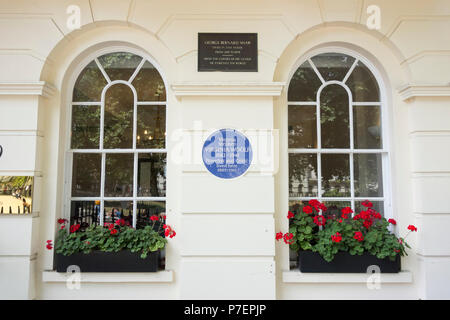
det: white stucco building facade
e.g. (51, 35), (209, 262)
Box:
(0, 0), (450, 300)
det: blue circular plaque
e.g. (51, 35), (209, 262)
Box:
(202, 129), (253, 179)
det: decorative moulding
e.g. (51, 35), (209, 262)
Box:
(171, 82), (285, 97)
(0, 81), (56, 98)
(398, 83), (450, 101)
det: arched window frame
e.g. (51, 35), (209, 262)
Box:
(287, 46), (392, 219)
(63, 46), (169, 229)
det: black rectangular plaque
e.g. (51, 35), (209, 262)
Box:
(198, 33), (258, 72)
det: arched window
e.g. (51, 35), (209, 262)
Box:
(288, 52), (389, 220)
(68, 51), (166, 229)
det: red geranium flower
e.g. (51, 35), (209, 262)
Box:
(353, 231), (364, 242)
(150, 215), (159, 221)
(110, 229), (118, 235)
(115, 219), (125, 226)
(164, 225), (176, 238)
(313, 215), (326, 226)
(57, 218), (67, 224)
(341, 207), (353, 218)
(45, 240), (53, 250)
(302, 206), (313, 214)
(60, 225), (65, 230)
(308, 199), (320, 209)
(275, 232), (284, 241)
(388, 218), (397, 225)
(283, 233), (294, 245)
(69, 224), (80, 233)
(287, 211), (295, 219)
(363, 219), (373, 229)
(407, 225), (417, 232)
(362, 200), (373, 208)
(331, 232), (342, 243)
(318, 203), (327, 212)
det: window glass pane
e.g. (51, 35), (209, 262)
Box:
(104, 83), (134, 149)
(322, 201), (352, 220)
(72, 153), (101, 197)
(70, 200), (100, 227)
(131, 61), (166, 101)
(73, 61), (107, 102)
(104, 154), (134, 197)
(103, 201), (133, 225)
(288, 105), (317, 148)
(354, 154), (383, 197)
(71, 105), (100, 149)
(288, 61), (322, 102)
(136, 201), (166, 229)
(346, 61), (380, 102)
(137, 106), (166, 149)
(97, 52), (143, 82)
(289, 154), (318, 197)
(355, 200), (384, 217)
(138, 153), (166, 197)
(320, 84), (350, 148)
(321, 154), (350, 197)
(311, 53), (355, 82)
(353, 106), (382, 149)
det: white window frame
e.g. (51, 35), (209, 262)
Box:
(287, 47), (393, 220)
(63, 46), (168, 229)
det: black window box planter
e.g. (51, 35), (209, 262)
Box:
(54, 250), (160, 272)
(298, 250), (401, 273)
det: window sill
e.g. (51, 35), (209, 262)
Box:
(282, 270), (413, 283)
(42, 270), (173, 283)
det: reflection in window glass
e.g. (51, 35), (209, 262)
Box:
(136, 201), (166, 229)
(321, 154), (350, 197)
(71, 105), (100, 149)
(322, 201), (352, 220)
(73, 61), (107, 102)
(104, 83), (134, 149)
(320, 84), (350, 149)
(72, 154), (101, 197)
(104, 201), (133, 225)
(70, 200), (100, 227)
(137, 106), (166, 149)
(104, 154), (134, 197)
(288, 105), (316, 148)
(98, 52), (143, 81)
(354, 154), (383, 197)
(353, 106), (382, 149)
(138, 153), (166, 197)
(288, 61), (322, 102)
(311, 53), (355, 82)
(132, 61), (166, 101)
(346, 61), (380, 102)
(289, 154), (318, 197)
(0, 176), (33, 215)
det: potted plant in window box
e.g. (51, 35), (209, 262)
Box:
(46, 216), (176, 272)
(277, 200), (417, 273)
